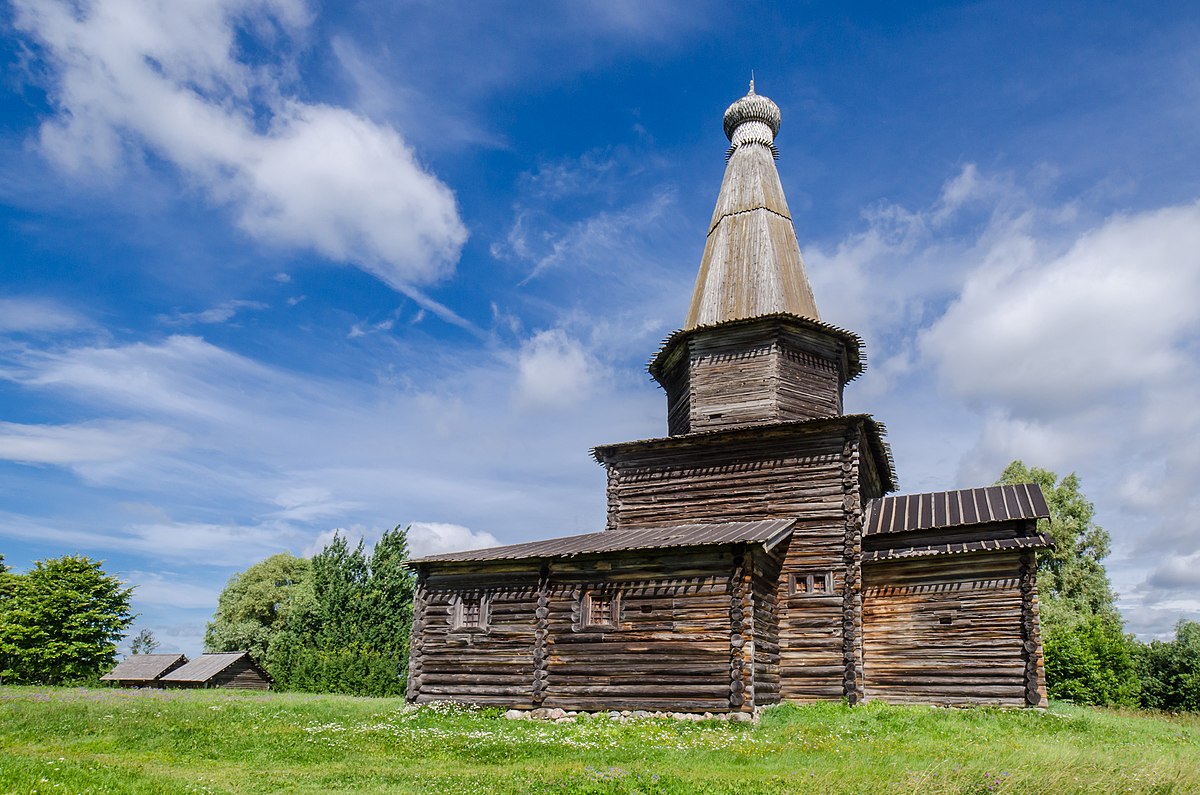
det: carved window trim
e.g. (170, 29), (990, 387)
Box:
(789, 571), (834, 597)
(581, 589), (620, 630)
(451, 592), (491, 632)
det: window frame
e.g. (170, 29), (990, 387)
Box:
(580, 589), (621, 630)
(789, 571), (834, 597)
(451, 592), (491, 632)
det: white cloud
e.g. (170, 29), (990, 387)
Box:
(921, 202), (1200, 414)
(407, 522), (500, 558)
(0, 297), (88, 332)
(161, 300), (267, 325)
(0, 419), (182, 466)
(515, 329), (602, 410)
(804, 167), (1200, 637)
(13, 0), (467, 292)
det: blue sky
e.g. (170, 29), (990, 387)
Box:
(2, 1), (1198, 655)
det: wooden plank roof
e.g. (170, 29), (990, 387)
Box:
(864, 483), (1050, 536)
(158, 652), (272, 684)
(409, 518), (796, 564)
(100, 653), (187, 681)
(685, 89), (820, 330)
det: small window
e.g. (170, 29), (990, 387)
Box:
(582, 590), (620, 629)
(452, 593), (490, 631)
(790, 572), (834, 597)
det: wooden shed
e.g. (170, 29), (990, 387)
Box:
(101, 653), (188, 687)
(158, 652), (273, 690)
(407, 83), (1051, 713)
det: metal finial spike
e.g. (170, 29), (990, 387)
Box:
(749, 73), (755, 94)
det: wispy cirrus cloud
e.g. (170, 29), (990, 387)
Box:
(0, 297), (89, 333)
(159, 300), (268, 326)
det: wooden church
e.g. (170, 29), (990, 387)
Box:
(406, 84), (1052, 713)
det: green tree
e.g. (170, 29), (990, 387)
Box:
(998, 461), (1116, 616)
(997, 461), (1139, 706)
(128, 627), (160, 655)
(266, 527), (414, 696)
(1139, 620), (1200, 712)
(0, 555), (134, 685)
(205, 553), (310, 662)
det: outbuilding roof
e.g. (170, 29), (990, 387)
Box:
(864, 483), (1050, 536)
(409, 518), (796, 565)
(101, 653), (187, 682)
(158, 651), (272, 684)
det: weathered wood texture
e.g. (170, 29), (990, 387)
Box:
(408, 548), (770, 713)
(412, 572), (541, 708)
(600, 420), (858, 531)
(685, 139), (820, 329)
(654, 320), (850, 436)
(864, 519), (1039, 553)
(749, 546), (785, 706)
(1020, 549), (1049, 707)
(209, 658), (272, 690)
(861, 551), (1033, 706)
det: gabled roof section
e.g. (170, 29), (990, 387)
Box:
(864, 484), (1050, 536)
(101, 653), (187, 682)
(158, 651), (272, 684)
(409, 519), (796, 565)
(684, 84), (820, 330)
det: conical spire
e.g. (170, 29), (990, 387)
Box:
(684, 83), (820, 329)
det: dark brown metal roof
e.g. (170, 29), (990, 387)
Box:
(864, 484), (1049, 536)
(591, 414), (897, 493)
(158, 652), (272, 684)
(409, 518), (796, 564)
(863, 532), (1054, 562)
(101, 653), (187, 682)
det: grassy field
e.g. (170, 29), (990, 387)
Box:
(0, 687), (1197, 794)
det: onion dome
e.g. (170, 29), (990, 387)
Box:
(722, 79), (781, 152)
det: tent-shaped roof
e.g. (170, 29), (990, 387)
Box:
(101, 653), (187, 682)
(684, 83), (821, 330)
(158, 651), (273, 684)
(410, 519), (796, 565)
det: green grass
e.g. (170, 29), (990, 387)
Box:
(0, 687), (1196, 794)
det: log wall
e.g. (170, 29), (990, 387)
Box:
(541, 549), (736, 712)
(408, 547), (776, 713)
(861, 550), (1031, 706)
(211, 658), (272, 690)
(657, 322), (847, 436)
(749, 546), (785, 706)
(776, 326), (844, 420)
(602, 423), (852, 530)
(411, 569), (541, 708)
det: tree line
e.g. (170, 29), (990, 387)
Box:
(2, 466), (1198, 710)
(204, 526), (414, 697)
